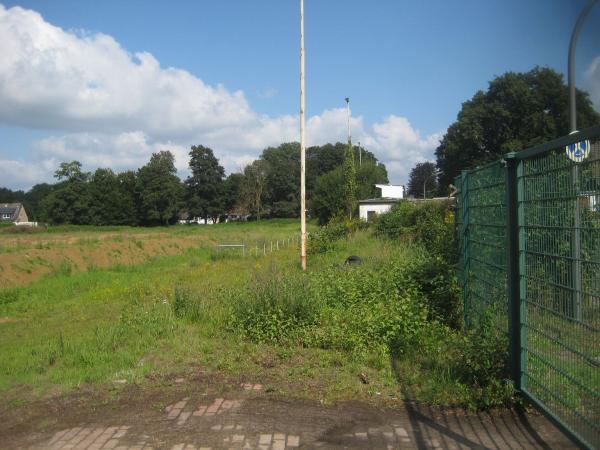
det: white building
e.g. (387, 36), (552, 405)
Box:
(375, 184), (404, 199)
(358, 184), (404, 222)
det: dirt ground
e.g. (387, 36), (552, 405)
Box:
(0, 371), (577, 450)
(0, 232), (208, 288)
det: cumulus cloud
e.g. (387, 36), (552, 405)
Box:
(0, 159), (49, 189)
(0, 4), (441, 189)
(585, 56), (600, 112)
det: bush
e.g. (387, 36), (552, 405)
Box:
(408, 255), (461, 329)
(309, 258), (428, 357)
(230, 267), (316, 344)
(375, 200), (456, 262)
(376, 201), (461, 329)
(308, 217), (365, 254)
(455, 313), (512, 409)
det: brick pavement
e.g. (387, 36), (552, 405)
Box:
(4, 379), (577, 450)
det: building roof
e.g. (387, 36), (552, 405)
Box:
(0, 203), (22, 219)
(358, 197), (401, 205)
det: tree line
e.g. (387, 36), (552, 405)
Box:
(0, 142), (387, 226)
(406, 66), (600, 197)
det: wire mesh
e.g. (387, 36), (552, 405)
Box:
(456, 161), (508, 332)
(519, 136), (600, 448)
(456, 129), (600, 449)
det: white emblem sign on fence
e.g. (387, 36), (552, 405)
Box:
(565, 139), (591, 163)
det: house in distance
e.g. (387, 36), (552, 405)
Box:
(0, 203), (29, 224)
(358, 184), (404, 222)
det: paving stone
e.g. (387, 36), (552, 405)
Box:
(286, 435), (300, 447)
(259, 434), (272, 445)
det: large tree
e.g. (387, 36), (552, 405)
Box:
(222, 172), (244, 215)
(40, 161), (92, 224)
(407, 162), (438, 198)
(240, 160), (268, 220)
(311, 161), (388, 225)
(185, 145), (225, 222)
(88, 168), (122, 225)
(435, 67), (600, 190)
(137, 151), (182, 226)
(261, 142), (301, 218)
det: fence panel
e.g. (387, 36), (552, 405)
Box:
(519, 135), (600, 449)
(456, 125), (600, 449)
(458, 162), (508, 331)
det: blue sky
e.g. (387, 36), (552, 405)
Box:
(1, 0), (599, 190)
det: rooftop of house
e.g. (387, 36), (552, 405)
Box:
(358, 197), (402, 205)
(0, 203), (25, 221)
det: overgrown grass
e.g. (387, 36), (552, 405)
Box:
(0, 219), (513, 410)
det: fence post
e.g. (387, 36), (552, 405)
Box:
(459, 170), (471, 328)
(505, 153), (522, 391)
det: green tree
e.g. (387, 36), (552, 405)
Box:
(137, 151), (182, 226)
(261, 142), (300, 218)
(222, 172), (244, 215)
(436, 67), (600, 189)
(116, 170), (140, 226)
(311, 161), (388, 225)
(185, 145), (225, 223)
(240, 160), (268, 220)
(407, 162), (438, 198)
(40, 161), (91, 224)
(343, 142), (357, 219)
(356, 160), (389, 200)
(88, 168), (123, 225)
(54, 161), (89, 183)
(24, 183), (55, 221)
(311, 166), (345, 225)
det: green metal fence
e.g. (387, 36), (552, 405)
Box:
(456, 125), (600, 449)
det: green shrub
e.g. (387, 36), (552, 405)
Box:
(230, 268), (316, 344)
(308, 217), (364, 254)
(454, 314), (513, 409)
(408, 255), (461, 329)
(375, 200), (456, 262)
(376, 201), (460, 329)
(309, 260), (428, 357)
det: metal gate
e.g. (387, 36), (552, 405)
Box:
(456, 125), (600, 449)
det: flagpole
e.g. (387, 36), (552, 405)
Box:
(300, 0), (307, 271)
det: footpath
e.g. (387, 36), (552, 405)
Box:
(1, 375), (576, 450)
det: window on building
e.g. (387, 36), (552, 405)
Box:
(2, 213), (12, 219)
(367, 210), (376, 222)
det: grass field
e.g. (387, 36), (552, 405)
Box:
(0, 219), (512, 412)
(0, 221), (300, 288)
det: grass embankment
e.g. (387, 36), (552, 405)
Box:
(0, 218), (512, 410)
(0, 220), (300, 287)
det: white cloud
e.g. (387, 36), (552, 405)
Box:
(585, 56), (600, 112)
(0, 4), (442, 189)
(0, 159), (49, 189)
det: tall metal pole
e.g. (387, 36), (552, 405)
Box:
(300, 0), (307, 271)
(358, 141), (361, 167)
(568, 0), (596, 320)
(345, 97), (351, 145)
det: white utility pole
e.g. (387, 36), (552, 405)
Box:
(300, 0), (307, 271)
